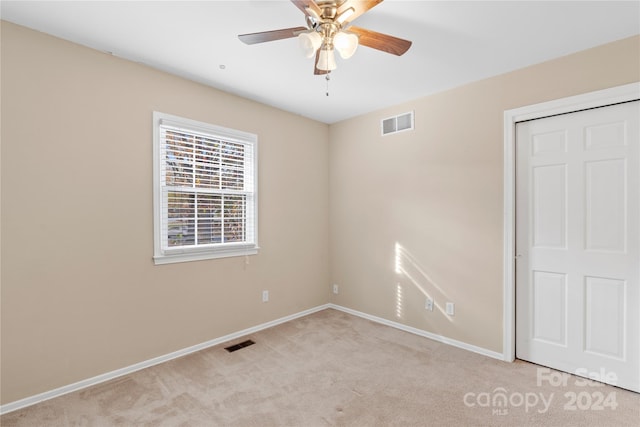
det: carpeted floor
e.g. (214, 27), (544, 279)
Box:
(2, 308), (639, 426)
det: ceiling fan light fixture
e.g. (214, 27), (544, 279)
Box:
(316, 48), (337, 71)
(238, 0), (413, 76)
(334, 30), (358, 59)
(298, 31), (322, 58)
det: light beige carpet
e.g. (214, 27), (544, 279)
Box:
(2, 308), (638, 426)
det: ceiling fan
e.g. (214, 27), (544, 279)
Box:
(238, 0), (412, 75)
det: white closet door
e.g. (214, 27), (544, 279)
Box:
(516, 101), (639, 392)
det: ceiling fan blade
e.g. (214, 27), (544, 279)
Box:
(290, 0), (322, 19)
(314, 49), (329, 75)
(336, 0), (384, 25)
(238, 27), (307, 45)
(348, 26), (412, 56)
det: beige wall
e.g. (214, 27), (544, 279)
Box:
(2, 18), (639, 406)
(329, 35), (640, 353)
(0, 21), (329, 404)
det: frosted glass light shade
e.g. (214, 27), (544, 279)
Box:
(316, 48), (337, 71)
(298, 31), (322, 58)
(334, 31), (358, 59)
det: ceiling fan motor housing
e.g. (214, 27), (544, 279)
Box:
(317, 1), (339, 20)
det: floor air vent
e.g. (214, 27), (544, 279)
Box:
(225, 339), (255, 353)
(382, 111), (414, 136)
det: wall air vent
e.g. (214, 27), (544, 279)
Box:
(381, 111), (414, 136)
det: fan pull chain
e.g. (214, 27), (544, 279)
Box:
(325, 72), (330, 97)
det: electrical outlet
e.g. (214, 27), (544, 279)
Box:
(332, 284), (339, 294)
(262, 290), (269, 303)
(425, 297), (434, 311)
(446, 302), (455, 316)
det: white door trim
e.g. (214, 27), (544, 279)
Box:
(502, 82), (640, 362)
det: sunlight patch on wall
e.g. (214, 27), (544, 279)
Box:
(394, 241), (453, 320)
(396, 283), (404, 319)
(395, 242), (403, 275)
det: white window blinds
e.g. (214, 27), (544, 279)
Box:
(153, 112), (258, 264)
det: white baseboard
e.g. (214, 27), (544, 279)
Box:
(2, 302), (503, 415)
(0, 304), (331, 415)
(328, 303), (504, 361)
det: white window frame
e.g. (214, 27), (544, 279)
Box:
(153, 111), (258, 265)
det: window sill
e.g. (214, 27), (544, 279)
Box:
(153, 246), (259, 265)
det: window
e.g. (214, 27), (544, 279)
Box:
(153, 112), (258, 264)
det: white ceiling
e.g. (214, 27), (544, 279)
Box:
(2, 1), (639, 123)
